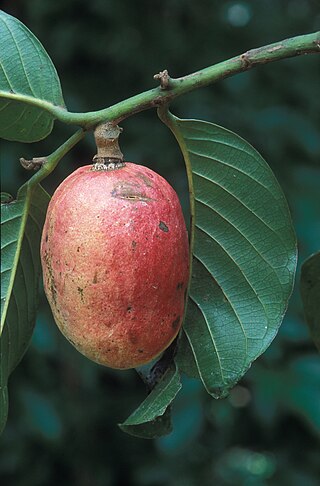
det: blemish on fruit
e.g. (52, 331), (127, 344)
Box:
(111, 182), (152, 201)
(93, 271), (98, 284)
(45, 234), (48, 242)
(171, 316), (180, 330)
(176, 282), (184, 290)
(159, 221), (169, 232)
(121, 193), (151, 201)
(128, 330), (138, 344)
(77, 286), (84, 302)
(132, 240), (137, 249)
(44, 251), (57, 305)
(137, 172), (153, 187)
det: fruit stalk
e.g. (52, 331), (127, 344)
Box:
(92, 122), (125, 171)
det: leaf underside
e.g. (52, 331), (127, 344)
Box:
(300, 252), (320, 352)
(119, 362), (181, 439)
(163, 113), (297, 398)
(0, 185), (50, 434)
(0, 10), (65, 142)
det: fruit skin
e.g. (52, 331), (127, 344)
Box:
(41, 163), (189, 369)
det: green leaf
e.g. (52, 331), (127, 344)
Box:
(175, 332), (199, 379)
(119, 362), (181, 439)
(161, 111), (297, 398)
(300, 252), (320, 352)
(0, 184), (49, 434)
(0, 10), (65, 142)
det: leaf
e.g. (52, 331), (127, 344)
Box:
(0, 10), (65, 142)
(119, 362), (181, 439)
(174, 331), (199, 379)
(160, 111), (297, 398)
(300, 252), (320, 352)
(0, 184), (49, 434)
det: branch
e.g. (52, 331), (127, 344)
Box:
(64, 31), (320, 126)
(1, 32), (319, 128)
(169, 31), (320, 95)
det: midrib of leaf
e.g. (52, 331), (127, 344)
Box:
(0, 188), (31, 335)
(0, 90), (65, 117)
(157, 111), (229, 386)
(160, 113), (195, 294)
(3, 17), (37, 97)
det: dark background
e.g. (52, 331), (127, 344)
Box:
(1, 1), (320, 485)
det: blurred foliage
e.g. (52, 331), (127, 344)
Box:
(0, 0), (320, 485)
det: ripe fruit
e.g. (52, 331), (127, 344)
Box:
(41, 162), (189, 369)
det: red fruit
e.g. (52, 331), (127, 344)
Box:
(41, 163), (189, 369)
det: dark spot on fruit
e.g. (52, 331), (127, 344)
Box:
(138, 349), (144, 353)
(93, 271), (98, 284)
(111, 182), (152, 201)
(77, 246), (80, 252)
(77, 287), (84, 303)
(128, 330), (138, 344)
(127, 306), (132, 312)
(45, 234), (48, 242)
(137, 172), (153, 187)
(132, 240), (137, 249)
(171, 316), (180, 330)
(177, 282), (184, 290)
(159, 221), (169, 232)
(50, 282), (57, 305)
(44, 251), (57, 305)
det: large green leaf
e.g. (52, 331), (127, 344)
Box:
(0, 10), (65, 142)
(119, 362), (181, 439)
(0, 185), (49, 434)
(161, 111), (297, 398)
(300, 252), (320, 352)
